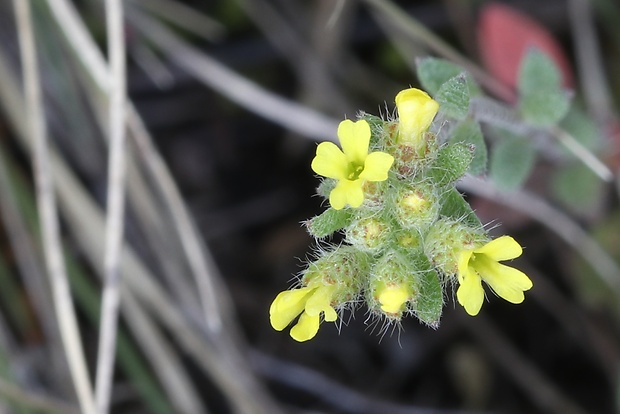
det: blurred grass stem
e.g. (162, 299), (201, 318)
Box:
(13, 1), (97, 413)
(95, 0), (128, 413)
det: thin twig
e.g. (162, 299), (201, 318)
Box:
(95, 0), (128, 413)
(12, 1), (97, 414)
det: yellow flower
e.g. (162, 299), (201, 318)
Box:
(395, 88), (439, 144)
(377, 283), (410, 314)
(456, 236), (533, 316)
(311, 119), (394, 210)
(269, 284), (338, 342)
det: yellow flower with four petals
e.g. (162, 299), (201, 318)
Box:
(456, 236), (533, 316)
(311, 119), (394, 210)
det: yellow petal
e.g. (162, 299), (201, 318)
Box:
(395, 88), (439, 143)
(329, 179), (364, 210)
(475, 257), (533, 304)
(338, 119), (370, 165)
(475, 236), (522, 261)
(290, 312), (320, 342)
(269, 287), (314, 331)
(305, 286), (338, 322)
(311, 141), (348, 179)
(457, 249), (474, 280)
(456, 269), (484, 316)
(359, 151), (394, 182)
(378, 286), (409, 313)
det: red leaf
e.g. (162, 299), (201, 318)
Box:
(478, 3), (573, 97)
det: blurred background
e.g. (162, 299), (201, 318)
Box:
(0, 0), (619, 413)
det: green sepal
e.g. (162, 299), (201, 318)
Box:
(306, 207), (354, 238)
(359, 111), (389, 149)
(436, 74), (470, 120)
(518, 48), (571, 126)
(429, 142), (474, 186)
(439, 187), (482, 229)
(449, 119), (487, 175)
(489, 130), (536, 191)
(316, 179), (336, 199)
(416, 57), (481, 96)
(412, 254), (443, 327)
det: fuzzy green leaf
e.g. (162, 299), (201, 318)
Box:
(559, 105), (601, 152)
(429, 142), (474, 186)
(416, 57), (481, 96)
(439, 187), (482, 229)
(436, 74), (470, 120)
(449, 119), (487, 175)
(413, 255), (443, 327)
(551, 164), (604, 217)
(307, 208), (353, 238)
(489, 132), (536, 191)
(518, 48), (571, 126)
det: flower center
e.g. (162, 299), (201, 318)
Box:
(347, 163), (364, 180)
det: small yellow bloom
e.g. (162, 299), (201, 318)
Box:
(377, 283), (410, 314)
(269, 284), (337, 342)
(395, 88), (439, 144)
(456, 236), (533, 316)
(311, 119), (394, 210)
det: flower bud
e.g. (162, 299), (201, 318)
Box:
(395, 88), (439, 145)
(367, 251), (417, 319)
(393, 183), (439, 231)
(345, 215), (391, 253)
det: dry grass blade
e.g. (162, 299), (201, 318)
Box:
(127, 6), (340, 142)
(95, 0), (128, 412)
(12, 1), (96, 413)
(0, 146), (73, 392)
(129, 0), (225, 41)
(121, 290), (209, 414)
(568, 0), (615, 124)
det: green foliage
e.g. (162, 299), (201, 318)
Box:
(413, 255), (443, 327)
(307, 208), (353, 238)
(429, 142), (474, 186)
(449, 119), (487, 175)
(560, 104), (602, 152)
(551, 164), (604, 216)
(489, 130), (536, 191)
(416, 57), (481, 96)
(439, 187), (483, 229)
(436, 74), (470, 120)
(518, 48), (571, 126)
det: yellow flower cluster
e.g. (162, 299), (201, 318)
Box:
(270, 88), (533, 341)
